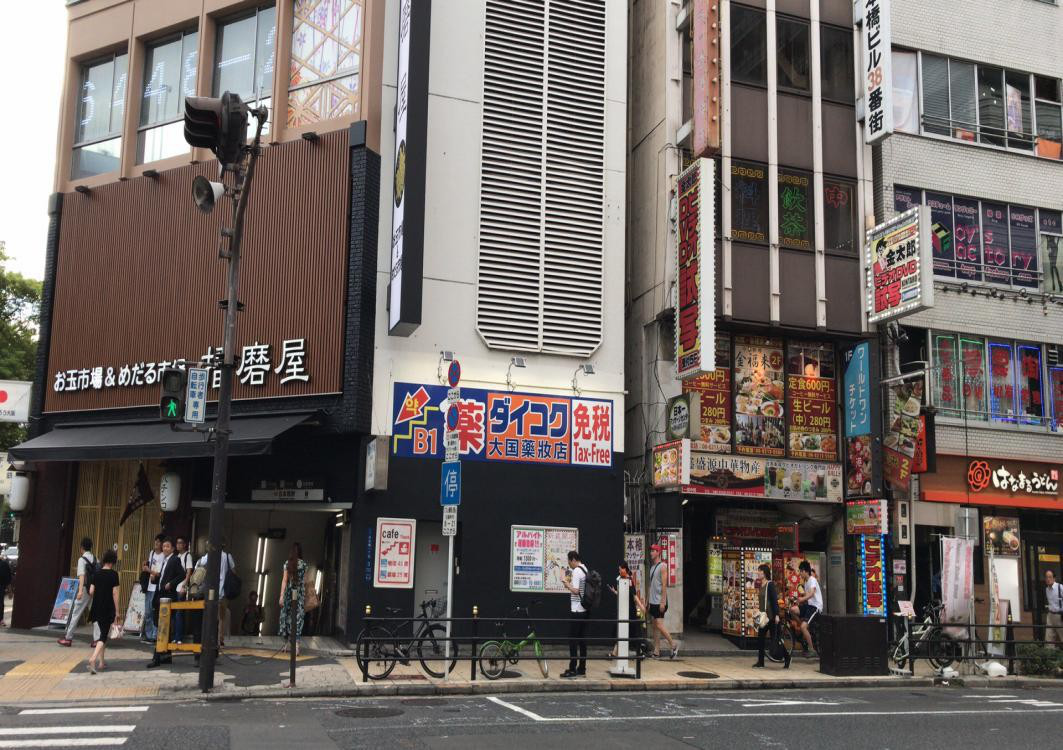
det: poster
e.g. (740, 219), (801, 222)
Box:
(786, 342), (838, 461)
(925, 192), (955, 277)
(707, 542), (723, 594)
(982, 516), (1020, 557)
(683, 334), (732, 453)
(763, 460), (843, 502)
(721, 549), (742, 635)
(846, 500), (888, 535)
(982, 202), (1011, 285)
(123, 584), (145, 634)
(1009, 206), (1038, 288)
(734, 336), (785, 456)
(860, 535), (887, 616)
(373, 518), (416, 589)
(652, 439), (688, 488)
(776, 551), (826, 608)
(625, 533), (646, 601)
(941, 536), (974, 627)
(866, 205), (934, 323)
(675, 158), (717, 379)
(49, 577), (79, 627)
(511, 527), (545, 591)
(847, 436), (875, 497)
(883, 380), (922, 490)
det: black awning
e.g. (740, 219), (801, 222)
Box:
(9, 414), (313, 462)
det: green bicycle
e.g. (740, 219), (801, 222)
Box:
(478, 601), (549, 679)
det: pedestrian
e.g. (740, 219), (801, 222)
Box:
(87, 549), (120, 674)
(753, 563), (790, 669)
(141, 534), (165, 643)
(172, 536), (193, 644)
(606, 561), (645, 657)
(147, 537), (184, 668)
(241, 591), (264, 636)
(0, 554), (11, 627)
(646, 544), (678, 659)
(196, 540), (236, 647)
(561, 550), (590, 678)
(278, 542), (307, 655)
(1044, 570), (1063, 648)
(58, 538), (96, 647)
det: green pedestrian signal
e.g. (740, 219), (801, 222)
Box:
(165, 398), (179, 418)
(159, 367), (188, 422)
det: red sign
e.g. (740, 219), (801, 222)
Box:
(683, 334), (731, 452)
(675, 158), (715, 379)
(861, 534), (886, 616)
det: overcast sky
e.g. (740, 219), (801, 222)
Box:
(0, 3), (68, 281)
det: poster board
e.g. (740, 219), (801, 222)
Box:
(49, 577), (79, 627)
(624, 533), (647, 601)
(123, 583), (146, 635)
(775, 551), (826, 609)
(722, 548), (772, 637)
(509, 525), (579, 593)
(373, 517), (416, 589)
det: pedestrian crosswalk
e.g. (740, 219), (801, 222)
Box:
(0, 706), (148, 748)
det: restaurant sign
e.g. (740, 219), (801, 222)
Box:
(968, 460), (1059, 497)
(675, 158), (716, 380)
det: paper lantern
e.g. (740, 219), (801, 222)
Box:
(9, 473), (30, 512)
(159, 472), (181, 512)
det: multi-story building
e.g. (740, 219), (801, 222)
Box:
(870, 0), (1063, 632)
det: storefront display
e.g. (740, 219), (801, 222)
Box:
(734, 336), (785, 456)
(721, 547), (773, 637)
(786, 341), (838, 461)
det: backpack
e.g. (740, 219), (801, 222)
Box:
(223, 554), (242, 600)
(580, 564), (603, 611)
(81, 554), (98, 590)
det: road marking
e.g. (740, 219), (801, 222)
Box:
(0, 727), (135, 736)
(19, 707), (149, 716)
(486, 697), (547, 721)
(962, 695), (1015, 699)
(0, 740), (128, 748)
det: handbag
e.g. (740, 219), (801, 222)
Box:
(303, 568), (320, 612)
(754, 585), (770, 630)
(108, 621), (123, 641)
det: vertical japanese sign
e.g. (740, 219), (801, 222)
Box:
(675, 158), (716, 380)
(941, 536), (974, 626)
(683, 334), (732, 452)
(691, 0), (721, 157)
(734, 336), (785, 457)
(860, 534), (887, 616)
(844, 342), (871, 437)
(860, 0), (892, 144)
(786, 342), (838, 461)
(866, 205), (934, 324)
(373, 518), (416, 589)
(844, 341), (879, 499)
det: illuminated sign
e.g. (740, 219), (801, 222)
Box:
(866, 206), (935, 324)
(860, 534), (886, 616)
(675, 158), (716, 380)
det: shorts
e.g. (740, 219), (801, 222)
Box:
(648, 603), (667, 619)
(798, 603), (819, 624)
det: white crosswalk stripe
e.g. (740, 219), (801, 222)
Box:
(0, 706), (147, 748)
(962, 694), (1063, 708)
(18, 708), (148, 716)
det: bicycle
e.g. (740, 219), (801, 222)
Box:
(777, 596), (820, 659)
(478, 601), (549, 680)
(355, 599), (461, 680)
(889, 601), (960, 671)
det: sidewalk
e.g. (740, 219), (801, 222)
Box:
(0, 625), (1053, 705)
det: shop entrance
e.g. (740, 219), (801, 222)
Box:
(1025, 535), (1063, 624)
(413, 522), (448, 618)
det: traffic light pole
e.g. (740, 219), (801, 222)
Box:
(198, 109), (266, 693)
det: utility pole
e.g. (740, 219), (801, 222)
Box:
(183, 93), (267, 692)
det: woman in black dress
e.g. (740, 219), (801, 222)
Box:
(753, 563), (790, 669)
(88, 549), (121, 674)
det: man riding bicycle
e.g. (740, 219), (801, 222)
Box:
(789, 560), (822, 657)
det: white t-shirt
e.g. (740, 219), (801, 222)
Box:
(1047, 582), (1063, 614)
(197, 553), (234, 598)
(175, 551), (192, 593)
(569, 565), (587, 613)
(76, 552), (96, 578)
(804, 575), (823, 611)
(147, 550), (166, 592)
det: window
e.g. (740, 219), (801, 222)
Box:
(1035, 75), (1062, 159)
(776, 17), (809, 92)
(824, 179), (856, 253)
(977, 66), (1007, 147)
(731, 5), (766, 86)
(952, 197), (982, 281)
(731, 161), (768, 243)
(925, 192), (955, 277)
(988, 341), (1017, 422)
(892, 49), (918, 133)
(1016, 344), (1044, 425)
(138, 30), (199, 163)
(778, 168), (811, 249)
(981, 201), (1010, 284)
(933, 334), (961, 416)
(893, 185), (920, 213)
(959, 337), (987, 420)
(921, 54), (950, 136)
(1004, 71), (1033, 150)
(215, 5), (276, 130)
(1009, 206), (1038, 287)
(820, 26), (853, 103)
(1050, 363), (1063, 430)
(288, 0), (364, 127)
(949, 60), (978, 139)
(72, 52), (128, 179)
(1040, 210), (1063, 293)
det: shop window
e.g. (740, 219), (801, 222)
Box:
(214, 4), (276, 133)
(288, 0), (365, 127)
(1035, 75), (1062, 159)
(959, 337), (987, 421)
(1049, 365), (1063, 430)
(824, 179), (856, 254)
(981, 201), (1010, 284)
(72, 52), (128, 179)
(1009, 206), (1038, 287)
(138, 30), (199, 163)
(1016, 344), (1044, 425)
(731, 5), (766, 86)
(893, 185), (921, 214)
(933, 334), (960, 417)
(925, 192), (955, 278)
(952, 197), (982, 282)
(820, 26), (853, 103)
(988, 341), (1017, 422)
(778, 168), (812, 249)
(731, 160), (768, 243)
(776, 16), (809, 92)
(892, 49), (918, 133)
(1040, 210), (1063, 293)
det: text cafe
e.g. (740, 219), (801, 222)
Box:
(917, 454), (1063, 630)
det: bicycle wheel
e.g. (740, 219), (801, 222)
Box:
(780, 622), (798, 656)
(479, 640), (509, 680)
(890, 636), (909, 670)
(928, 632), (961, 670)
(356, 626), (397, 680)
(417, 623), (460, 678)
(533, 638), (549, 678)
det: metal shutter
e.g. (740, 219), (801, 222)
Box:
(476, 0), (606, 356)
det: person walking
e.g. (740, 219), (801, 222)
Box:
(607, 561), (645, 657)
(561, 550), (590, 678)
(1044, 569), (1063, 648)
(87, 550), (120, 674)
(753, 563), (790, 669)
(278, 542), (307, 655)
(0, 554), (12, 627)
(58, 538), (96, 647)
(646, 544), (678, 659)
(141, 534), (165, 643)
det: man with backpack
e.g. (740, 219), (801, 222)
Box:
(58, 538), (96, 647)
(196, 539), (238, 647)
(561, 549), (601, 678)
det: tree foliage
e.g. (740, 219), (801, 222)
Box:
(0, 241), (42, 451)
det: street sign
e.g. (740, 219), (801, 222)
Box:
(444, 431), (459, 462)
(440, 461), (461, 506)
(446, 404), (459, 431)
(185, 367), (209, 424)
(447, 360), (461, 388)
(442, 505), (457, 536)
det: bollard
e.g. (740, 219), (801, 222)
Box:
(361, 604), (372, 683)
(907, 614), (915, 677)
(289, 588), (298, 687)
(1005, 612), (1015, 676)
(471, 606), (479, 681)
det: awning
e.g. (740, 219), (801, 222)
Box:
(9, 414), (313, 462)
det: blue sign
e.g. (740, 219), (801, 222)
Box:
(440, 461), (462, 506)
(447, 360), (461, 388)
(446, 403), (459, 431)
(844, 342), (871, 437)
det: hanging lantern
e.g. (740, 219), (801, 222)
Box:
(9, 473), (31, 513)
(159, 472), (181, 512)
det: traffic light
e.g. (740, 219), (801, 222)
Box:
(183, 92), (249, 167)
(160, 368), (187, 423)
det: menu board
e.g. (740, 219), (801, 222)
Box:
(925, 192), (955, 277)
(734, 336), (785, 456)
(786, 342), (838, 461)
(510, 525), (579, 593)
(721, 548), (773, 638)
(983, 516), (1021, 557)
(953, 197), (981, 281)
(683, 334), (732, 453)
(764, 460), (843, 502)
(982, 201), (1011, 284)
(1009, 206), (1038, 288)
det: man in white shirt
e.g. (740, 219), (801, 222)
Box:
(58, 538), (96, 647)
(789, 560), (822, 656)
(1045, 570), (1063, 648)
(561, 550), (589, 678)
(196, 541), (235, 646)
(141, 535), (166, 643)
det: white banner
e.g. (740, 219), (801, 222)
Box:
(941, 536), (973, 630)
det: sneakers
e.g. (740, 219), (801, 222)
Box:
(670, 645), (679, 659)
(752, 662), (765, 668)
(560, 669), (586, 679)
(57, 638), (72, 647)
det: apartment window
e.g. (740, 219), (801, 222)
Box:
(778, 168), (811, 249)
(1040, 210), (1063, 293)
(1016, 344), (1044, 424)
(288, 0), (364, 127)
(1050, 362), (1063, 429)
(1035, 75), (1062, 158)
(731, 161), (768, 243)
(138, 30), (199, 163)
(72, 52), (128, 179)
(731, 5), (766, 86)
(892, 50), (918, 133)
(215, 4), (276, 130)
(977, 66), (1006, 147)
(824, 178), (856, 254)
(776, 17), (809, 92)
(820, 26), (853, 103)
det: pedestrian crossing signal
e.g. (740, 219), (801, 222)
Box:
(160, 367), (187, 422)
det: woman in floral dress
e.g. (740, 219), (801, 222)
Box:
(278, 542), (306, 655)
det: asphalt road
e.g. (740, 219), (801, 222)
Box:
(1, 686), (1062, 749)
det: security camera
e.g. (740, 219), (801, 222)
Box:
(192, 175), (225, 214)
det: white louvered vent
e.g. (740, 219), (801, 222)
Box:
(476, 0), (606, 356)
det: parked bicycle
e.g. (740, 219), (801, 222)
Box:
(479, 600), (549, 679)
(356, 599), (460, 680)
(890, 600), (961, 671)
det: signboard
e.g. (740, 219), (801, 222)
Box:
(843, 343), (871, 437)
(442, 505), (457, 537)
(675, 158), (716, 380)
(392, 383), (613, 468)
(373, 518), (416, 589)
(509, 525), (579, 593)
(763, 460), (843, 502)
(968, 459), (1060, 498)
(652, 439), (690, 488)
(982, 515), (1021, 557)
(683, 335), (732, 452)
(665, 393), (701, 441)
(123, 584), (145, 634)
(707, 541), (723, 594)
(250, 487), (325, 502)
(49, 577), (79, 626)
(883, 380), (923, 491)
(184, 367), (208, 424)
(682, 452), (843, 502)
(859, 534), (887, 616)
(625, 533), (647, 600)
(0, 380), (32, 423)
(734, 336), (785, 456)
(692, 0), (721, 157)
(866, 205), (934, 324)
(897, 600), (915, 618)
(860, 0), (893, 144)
(689, 453), (765, 496)
(440, 461), (461, 506)
(786, 342), (838, 462)
(846, 499), (888, 535)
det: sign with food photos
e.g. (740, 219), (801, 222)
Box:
(734, 336), (785, 457)
(682, 334), (732, 453)
(786, 342), (838, 462)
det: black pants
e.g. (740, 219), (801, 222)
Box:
(568, 610), (590, 672)
(0, 585), (6, 619)
(756, 620), (786, 665)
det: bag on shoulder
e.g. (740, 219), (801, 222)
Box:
(81, 554), (98, 590)
(224, 554), (242, 600)
(304, 569), (320, 612)
(580, 565), (603, 611)
(188, 565), (208, 598)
